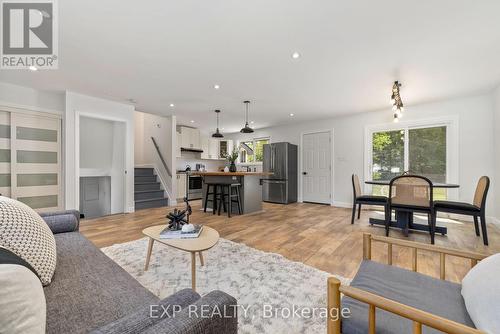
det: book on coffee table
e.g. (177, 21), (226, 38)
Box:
(159, 225), (203, 239)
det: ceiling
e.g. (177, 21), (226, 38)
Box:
(1, 0), (500, 133)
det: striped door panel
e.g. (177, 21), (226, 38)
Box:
(0, 111), (62, 212)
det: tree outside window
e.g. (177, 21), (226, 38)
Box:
(239, 138), (269, 163)
(371, 126), (447, 199)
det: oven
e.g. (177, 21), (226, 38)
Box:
(187, 174), (203, 200)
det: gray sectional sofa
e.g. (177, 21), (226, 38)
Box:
(40, 211), (238, 334)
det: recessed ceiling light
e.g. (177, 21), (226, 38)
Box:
(289, 113), (295, 117)
(29, 66), (38, 71)
(170, 103), (175, 107)
(250, 121), (255, 124)
(214, 84), (220, 90)
(190, 120), (195, 123)
(291, 52), (300, 59)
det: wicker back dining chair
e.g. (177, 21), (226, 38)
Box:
(351, 174), (388, 224)
(388, 175), (436, 243)
(434, 176), (490, 245)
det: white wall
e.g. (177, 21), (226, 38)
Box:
(80, 117), (114, 171)
(65, 91), (135, 212)
(134, 111), (175, 199)
(135, 111), (172, 167)
(493, 86), (500, 219)
(228, 93), (496, 217)
(0, 81), (64, 113)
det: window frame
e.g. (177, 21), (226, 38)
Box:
(364, 116), (459, 199)
(237, 137), (270, 164)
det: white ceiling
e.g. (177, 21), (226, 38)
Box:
(1, 0), (500, 133)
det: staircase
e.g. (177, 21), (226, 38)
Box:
(134, 167), (168, 210)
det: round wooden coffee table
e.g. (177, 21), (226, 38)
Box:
(142, 225), (219, 291)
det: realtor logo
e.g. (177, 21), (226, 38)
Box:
(1, 0), (58, 69)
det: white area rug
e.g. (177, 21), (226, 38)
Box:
(102, 237), (350, 334)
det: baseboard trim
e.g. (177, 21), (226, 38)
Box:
(487, 216), (500, 227)
(332, 201), (352, 208)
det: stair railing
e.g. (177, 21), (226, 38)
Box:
(151, 137), (172, 178)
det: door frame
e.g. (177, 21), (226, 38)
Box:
(74, 111), (128, 214)
(299, 129), (335, 205)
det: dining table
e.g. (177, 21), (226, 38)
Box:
(365, 180), (460, 236)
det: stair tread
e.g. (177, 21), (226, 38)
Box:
(135, 182), (160, 185)
(134, 190), (164, 194)
(135, 197), (167, 203)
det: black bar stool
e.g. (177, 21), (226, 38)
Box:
(218, 183), (242, 217)
(204, 183), (225, 215)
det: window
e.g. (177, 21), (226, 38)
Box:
(239, 137), (270, 163)
(367, 119), (456, 200)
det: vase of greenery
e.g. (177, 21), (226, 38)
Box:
(224, 149), (239, 172)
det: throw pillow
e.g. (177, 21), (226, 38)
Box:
(0, 196), (57, 285)
(461, 253), (500, 334)
(0, 247), (46, 334)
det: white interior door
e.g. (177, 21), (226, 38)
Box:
(302, 131), (332, 204)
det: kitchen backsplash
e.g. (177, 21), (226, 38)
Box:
(176, 153), (225, 171)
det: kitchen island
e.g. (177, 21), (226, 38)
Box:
(193, 172), (271, 215)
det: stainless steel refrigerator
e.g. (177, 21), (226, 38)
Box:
(262, 142), (298, 204)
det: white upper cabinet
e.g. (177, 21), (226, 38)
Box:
(200, 136), (219, 159)
(208, 139), (219, 159)
(200, 136), (209, 159)
(180, 126), (201, 150)
(177, 128), (232, 161)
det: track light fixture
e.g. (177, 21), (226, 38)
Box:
(391, 81), (404, 122)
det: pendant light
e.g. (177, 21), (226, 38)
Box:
(240, 100), (254, 133)
(212, 109), (224, 138)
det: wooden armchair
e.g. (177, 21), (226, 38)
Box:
(327, 234), (488, 334)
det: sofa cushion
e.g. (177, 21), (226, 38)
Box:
(0, 196), (57, 285)
(0, 248), (46, 334)
(44, 232), (159, 334)
(40, 210), (80, 234)
(462, 253), (500, 334)
(342, 260), (474, 334)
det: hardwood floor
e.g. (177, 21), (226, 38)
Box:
(80, 201), (500, 282)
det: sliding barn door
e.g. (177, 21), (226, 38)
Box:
(3, 112), (62, 212)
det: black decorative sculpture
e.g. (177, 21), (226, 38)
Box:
(166, 197), (192, 230)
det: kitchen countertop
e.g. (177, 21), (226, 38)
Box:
(192, 171), (272, 176)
